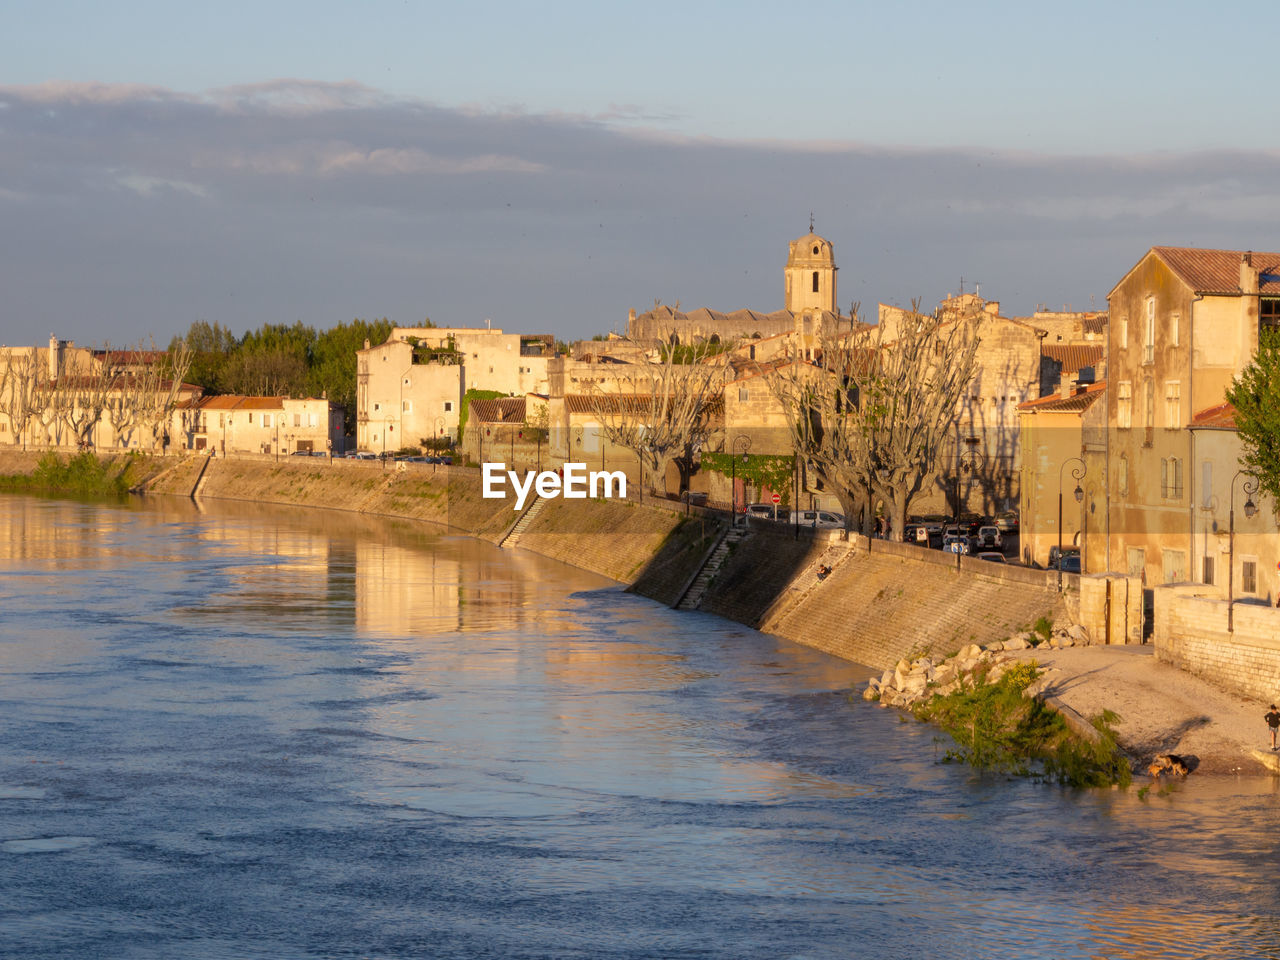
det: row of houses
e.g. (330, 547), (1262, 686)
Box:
(1019, 245), (1279, 607)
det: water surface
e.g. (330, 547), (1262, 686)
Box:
(1, 495), (1278, 959)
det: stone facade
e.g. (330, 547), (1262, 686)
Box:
(1105, 246), (1280, 592)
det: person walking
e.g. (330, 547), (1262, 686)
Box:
(1265, 705), (1280, 750)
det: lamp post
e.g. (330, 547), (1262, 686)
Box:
(1228, 470), (1259, 633)
(274, 418), (280, 462)
(1057, 456), (1086, 589)
(435, 416), (446, 447)
(730, 435), (751, 524)
(383, 415), (393, 468)
(953, 443), (985, 558)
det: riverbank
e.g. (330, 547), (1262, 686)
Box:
(8, 449), (1271, 779)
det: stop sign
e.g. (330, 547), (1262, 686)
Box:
(771, 493), (781, 504)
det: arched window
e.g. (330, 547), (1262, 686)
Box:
(812, 271), (819, 293)
(813, 245), (820, 254)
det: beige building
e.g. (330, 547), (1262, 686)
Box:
(173, 395), (344, 456)
(1016, 379), (1107, 569)
(1105, 246), (1278, 594)
(355, 327), (554, 454)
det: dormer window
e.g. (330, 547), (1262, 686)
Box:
(813, 245), (820, 254)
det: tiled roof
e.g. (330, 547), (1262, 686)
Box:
(237, 397), (285, 410)
(1042, 344), (1104, 373)
(1152, 246), (1280, 296)
(1082, 314), (1108, 335)
(1189, 401), (1237, 430)
(469, 397), (526, 423)
(193, 395), (283, 410)
(1016, 380), (1106, 413)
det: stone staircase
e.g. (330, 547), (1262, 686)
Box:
(676, 525), (748, 610)
(498, 496), (546, 549)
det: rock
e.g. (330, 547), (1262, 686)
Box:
(958, 644), (983, 661)
(986, 640), (1006, 652)
(1067, 624), (1090, 645)
(862, 684), (880, 701)
(880, 668), (894, 689)
(900, 674), (929, 699)
(1003, 637), (1029, 651)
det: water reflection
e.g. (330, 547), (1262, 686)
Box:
(2, 493), (1280, 959)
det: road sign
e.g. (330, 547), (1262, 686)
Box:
(771, 493), (781, 504)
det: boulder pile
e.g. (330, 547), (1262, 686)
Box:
(862, 624), (1089, 708)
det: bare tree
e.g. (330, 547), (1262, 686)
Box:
(768, 302), (981, 538)
(65, 347), (127, 449)
(0, 349), (48, 450)
(105, 339), (194, 451)
(584, 332), (729, 496)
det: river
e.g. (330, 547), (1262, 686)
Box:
(1, 493), (1278, 959)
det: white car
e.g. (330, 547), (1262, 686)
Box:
(789, 509), (846, 529)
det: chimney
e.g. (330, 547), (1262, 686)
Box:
(1241, 251), (1259, 295)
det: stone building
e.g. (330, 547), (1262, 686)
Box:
(1105, 245), (1279, 596)
(173, 395), (344, 456)
(355, 326), (555, 454)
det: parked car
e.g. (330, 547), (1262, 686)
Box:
(995, 510), (1020, 534)
(789, 510), (846, 529)
(943, 534), (972, 555)
(904, 523), (933, 546)
(1059, 553), (1082, 574)
(975, 525), (1003, 550)
(290, 449), (312, 457)
(1044, 545), (1075, 568)
(351, 451), (378, 460)
(976, 551), (1007, 564)
(745, 503), (784, 521)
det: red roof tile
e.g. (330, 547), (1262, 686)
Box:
(1017, 380), (1106, 413)
(1189, 401), (1237, 430)
(1152, 246), (1280, 296)
(1042, 344), (1104, 373)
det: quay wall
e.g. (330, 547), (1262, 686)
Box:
(5, 451), (1063, 671)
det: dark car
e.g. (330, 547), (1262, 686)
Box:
(1047, 545), (1081, 569)
(1059, 553), (1082, 574)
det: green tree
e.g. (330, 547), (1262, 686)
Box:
(1227, 327), (1280, 507)
(307, 318), (394, 433)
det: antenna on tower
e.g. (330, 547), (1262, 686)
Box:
(809, 211), (815, 233)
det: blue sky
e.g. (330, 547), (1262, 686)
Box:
(2, 1), (1277, 345)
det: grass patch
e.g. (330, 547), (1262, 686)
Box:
(0, 451), (140, 499)
(914, 662), (1131, 788)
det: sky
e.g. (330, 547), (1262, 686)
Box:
(2, 1), (1278, 347)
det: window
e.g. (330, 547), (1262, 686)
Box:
(739, 387), (749, 401)
(1203, 555), (1215, 585)
(1202, 461), (1213, 509)
(1120, 316), (1129, 349)
(443, 401), (453, 412)
(1144, 379), (1155, 431)
(219, 413), (225, 428)
(309, 413), (318, 428)
(1144, 298), (1155, 363)
(1160, 457), (1183, 499)
(263, 414), (273, 428)
(812, 245), (820, 254)
(1118, 454), (1129, 496)
(1171, 312), (1180, 347)
(1242, 558), (1258, 594)
(403, 377), (410, 386)
(812, 271), (819, 293)
(373, 402), (380, 412)
(402, 400), (412, 413)
(248, 413), (254, 424)
(1165, 381), (1180, 429)
(1117, 381), (1132, 429)
(1262, 298), (1280, 331)
(293, 413), (301, 427)
(1162, 549), (1187, 584)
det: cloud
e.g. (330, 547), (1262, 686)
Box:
(0, 79), (1277, 346)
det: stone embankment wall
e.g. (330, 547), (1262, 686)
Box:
(699, 524), (1065, 669)
(1153, 584), (1280, 703)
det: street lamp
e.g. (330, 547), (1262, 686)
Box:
(730, 435), (751, 524)
(1228, 470), (1259, 633)
(383, 415), (394, 468)
(274, 418), (280, 462)
(953, 442), (985, 554)
(1057, 456), (1086, 589)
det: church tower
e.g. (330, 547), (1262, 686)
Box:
(784, 222), (837, 317)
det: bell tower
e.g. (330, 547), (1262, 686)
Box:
(784, 219), (837, 317)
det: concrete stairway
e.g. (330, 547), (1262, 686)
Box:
(676, 525), (747, 610)
(498, 496), (546, 549)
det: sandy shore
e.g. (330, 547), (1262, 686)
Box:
(1009, 644), (1280, 777)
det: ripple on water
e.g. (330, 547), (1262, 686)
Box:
(3, 836), (96, 854)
